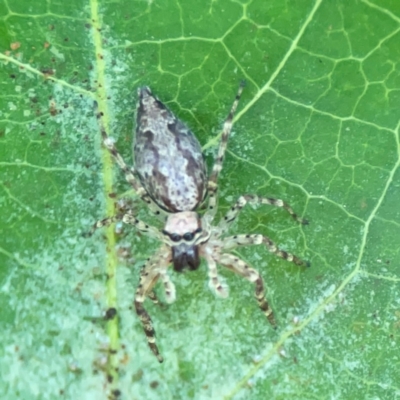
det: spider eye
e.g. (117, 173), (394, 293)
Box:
(183, 232), (194, 241)
(170, 233), (181, 242)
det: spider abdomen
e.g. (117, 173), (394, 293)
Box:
(134, 87), (207, 213)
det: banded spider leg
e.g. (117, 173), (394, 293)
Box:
(95, 108), (165, 222)
(134, 245), (172, 363)
(198, 84), (308, 326)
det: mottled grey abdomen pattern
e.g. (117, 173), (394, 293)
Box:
(134, 87), (207, 212)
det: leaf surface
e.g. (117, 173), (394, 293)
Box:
(1, 0), (400, 399)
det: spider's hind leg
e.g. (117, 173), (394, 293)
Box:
(204, 82), (245, 223)
(96, 108), (146, 196)
(95, 106), (165, 218)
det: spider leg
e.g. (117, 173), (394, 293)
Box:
(159, 270), (176, 304)
(217, 252), (276, 327)
(204, 82), (245, 224)
(135, 247), (172, 363)
(203, 254), (228, 298)
(83, 214), (123, 237)
(143, 273), (175, 307)
(222, 234), (310, 267)
(96, 110), (145, 195)
(121, 209), (163, 240)
(219, 194), (308, 234)
(147, 290), (160, 305)
(84, 209), (162, 240)
(96, 108), (165, 218)
(141, 272), (175, 316)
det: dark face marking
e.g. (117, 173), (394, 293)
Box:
(172, 244), (200, 272)
(183, 232), (194, 241)
(162, 224), (202, 245)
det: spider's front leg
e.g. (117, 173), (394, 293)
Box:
(219, 194), (308, 235)
(134, 247), (172, 363)
(203, 253), (229, 298)
(217, 234), (309, 326)
(216, 252), (277, 327)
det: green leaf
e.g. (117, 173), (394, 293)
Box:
(1, 0), (400, 398)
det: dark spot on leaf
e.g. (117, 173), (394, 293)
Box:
(105, 307), (117, 320)
(49, 102), (57, 116)
(150, 381), (159, 389)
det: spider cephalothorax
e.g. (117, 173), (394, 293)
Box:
(88, 83), (309, 363)
(163, 211), (204, 272)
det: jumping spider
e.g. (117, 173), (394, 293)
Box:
(88, 82), (309, 363)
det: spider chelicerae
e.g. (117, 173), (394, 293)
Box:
(88, 82), (309, 363)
